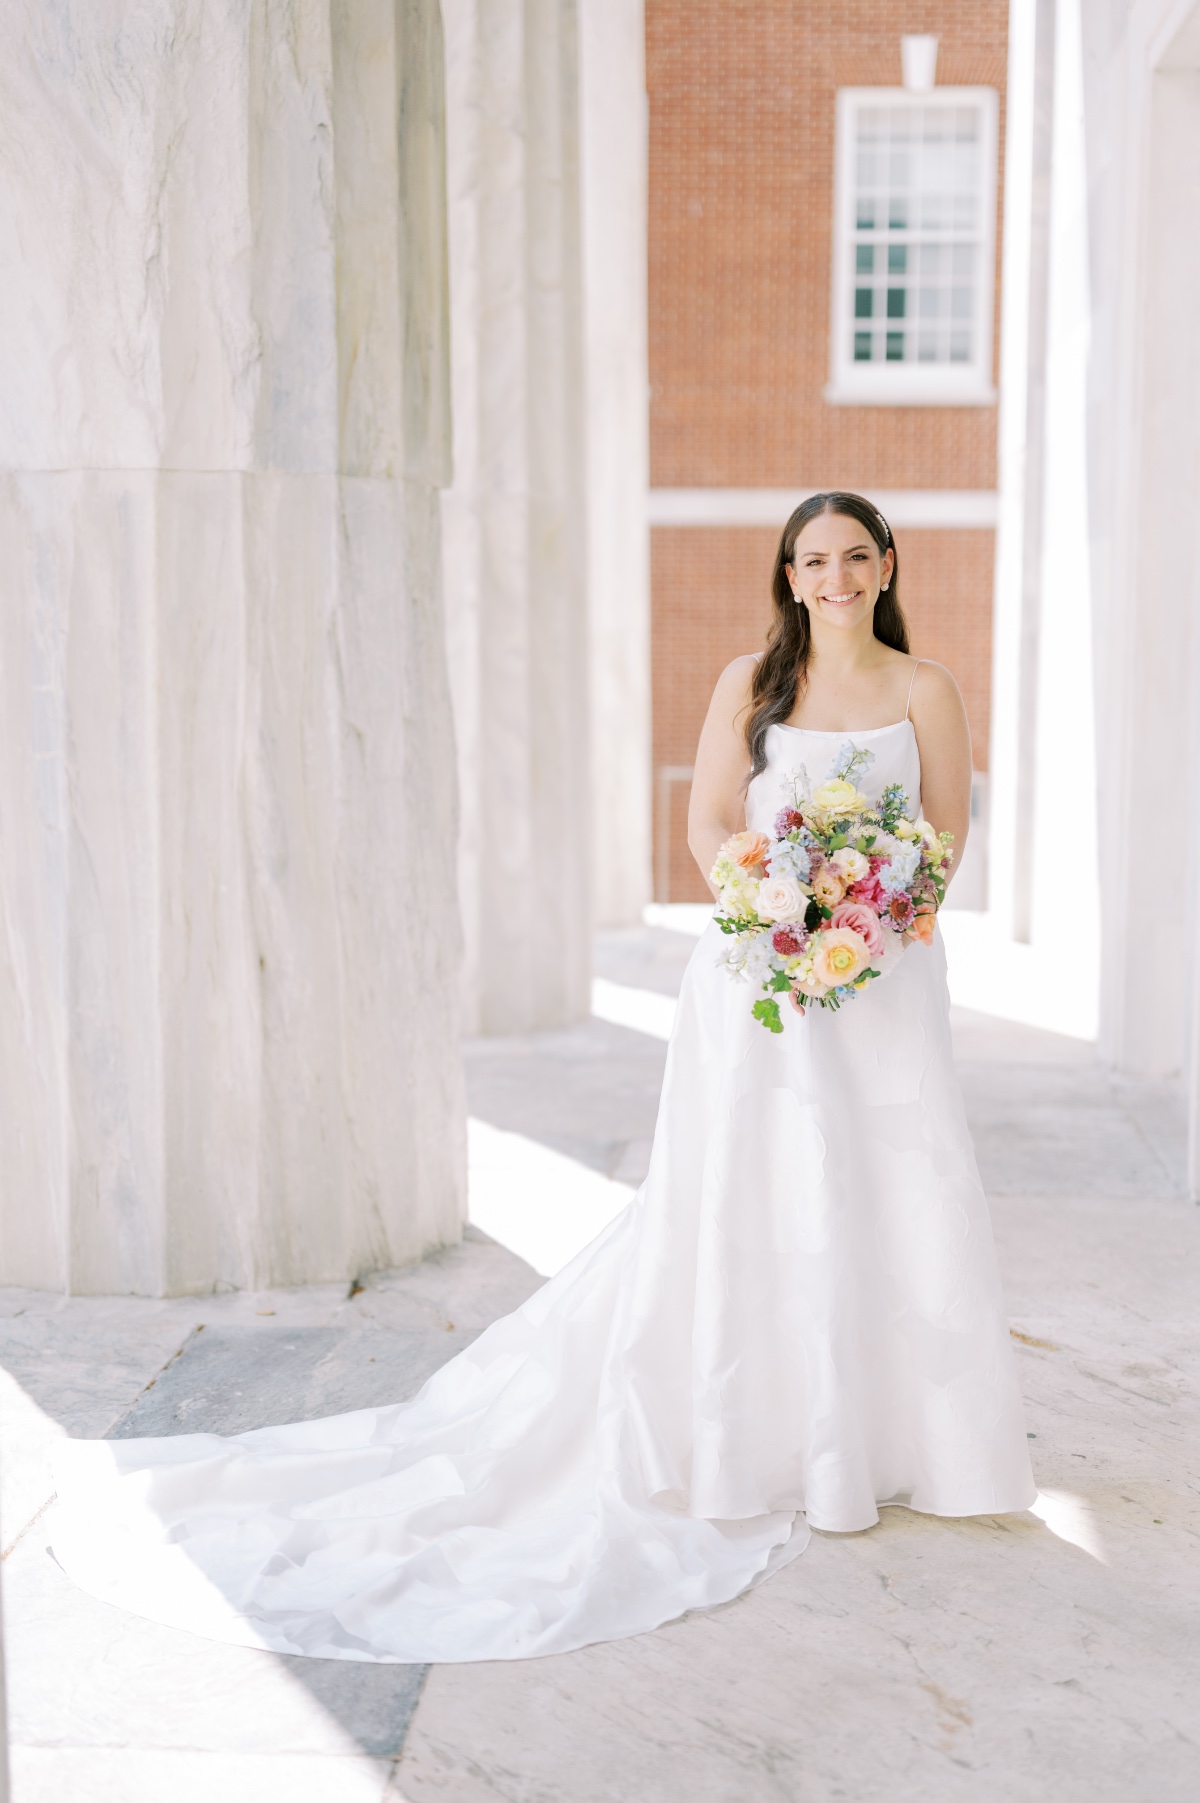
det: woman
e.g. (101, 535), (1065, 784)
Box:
(54, 494), (1035, 1664)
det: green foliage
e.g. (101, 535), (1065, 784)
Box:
(752, 997), (784, 1033)
(768, 969), (793, 992)
(714, 915), (738, 935)
(878, 782), (908, 831)
(804, 899), (822, 932)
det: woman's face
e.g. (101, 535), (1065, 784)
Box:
(786, 511), (894, 632)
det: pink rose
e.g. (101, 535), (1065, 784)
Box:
(847, 873), (884, 908)
(829, 899), (884, 957)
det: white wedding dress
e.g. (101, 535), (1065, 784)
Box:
(53, 719), (1036, 1663)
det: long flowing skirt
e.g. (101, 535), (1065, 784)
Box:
(52, 925), (1035, 1662)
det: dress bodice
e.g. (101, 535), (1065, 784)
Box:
(745, 719), (923, 837)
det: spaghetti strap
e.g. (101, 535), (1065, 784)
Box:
(904, 659), (922, 721)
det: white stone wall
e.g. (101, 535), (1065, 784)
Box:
(441, 0), (592, 1033)
(0, 1), (466, 1293)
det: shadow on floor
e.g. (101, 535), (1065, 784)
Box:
(108, 1324), (480, 1759)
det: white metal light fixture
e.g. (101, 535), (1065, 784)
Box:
(901, 34), (939, 92)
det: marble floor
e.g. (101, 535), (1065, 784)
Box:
(2, 920), (1196, 1802)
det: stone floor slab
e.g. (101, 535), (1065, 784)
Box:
(11, 1747), (400, 1803)
(109, 1325), (479, 1438)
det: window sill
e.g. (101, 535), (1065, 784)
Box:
(824, 378), (998, 408)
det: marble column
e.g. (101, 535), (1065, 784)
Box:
(441, 0), (592, 1033)
(987, 0), (1099, 1032)
(1077, 0), (1200, 1187)
(580, 0), (652, 930)
(0, 1), (465, 1294)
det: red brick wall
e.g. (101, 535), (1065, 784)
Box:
(646, 1), (1008, 897)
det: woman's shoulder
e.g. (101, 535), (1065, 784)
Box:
(710, 652), (761, 702)
(907, 658), (968, 729)
(908, 657), (964, 706)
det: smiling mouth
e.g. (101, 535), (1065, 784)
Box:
(819, 591), (863, 605)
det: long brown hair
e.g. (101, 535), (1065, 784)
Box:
(745, 492), (910, 778)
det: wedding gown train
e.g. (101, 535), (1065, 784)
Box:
(52, 718), (1036, 1662)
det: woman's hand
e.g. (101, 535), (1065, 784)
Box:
(687, 656), (759, 897)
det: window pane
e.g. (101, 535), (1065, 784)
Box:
(847, 97), (984, 371)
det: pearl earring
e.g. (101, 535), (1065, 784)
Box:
(881, 581), (890, 591)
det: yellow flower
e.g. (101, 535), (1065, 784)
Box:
(810, 778), (867, 819)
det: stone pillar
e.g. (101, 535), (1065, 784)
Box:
(0, 1), (465, 1294)
(986, 0), (1099, 1031)
(441, 0), (592, 1033)
(580, 0), (652, 929)
(1078, 0), (1200, 1123)
(0, 1520), (7, 1803)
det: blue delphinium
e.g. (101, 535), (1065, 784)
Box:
(768, 838), (812, 883)
(879, 839), (921, 894)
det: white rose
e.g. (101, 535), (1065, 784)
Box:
(892, 817), (918, 840)
(830, 846), (869, 884)
(756, 876), (808, 922)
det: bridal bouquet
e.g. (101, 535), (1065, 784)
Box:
(710, 749), (953, 1032)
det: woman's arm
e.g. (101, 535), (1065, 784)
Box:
(908, 660), (972, 882)
(687, 655), (759, 899)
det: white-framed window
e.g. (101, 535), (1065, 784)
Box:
(826, 87), (999, 406)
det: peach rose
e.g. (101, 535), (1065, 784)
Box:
(811, 928), (870, 989)
(829, 899), (885, 957)
(724, 830), (771, 870)
(757, 876), (807, 922)
(810, 867), (845, 908)
(907, 908), (937, 946)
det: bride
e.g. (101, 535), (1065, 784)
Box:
(54, 492), (1036, 1664)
